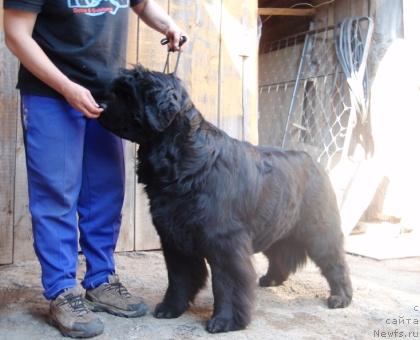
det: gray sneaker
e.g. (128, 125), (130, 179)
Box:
(85, 274), (148, 318)
(50, 287), (104, 338)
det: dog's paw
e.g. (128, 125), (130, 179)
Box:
(153, 302), (186, 319)
(258, 274), (282, 287)
(206, 316), (243, 333)
(327, 294), (352, 309)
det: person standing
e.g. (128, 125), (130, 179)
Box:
(3, 0), (185, 337)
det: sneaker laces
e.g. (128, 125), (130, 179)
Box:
(104, 281), (132, 299)
(58, 293), (90, 315)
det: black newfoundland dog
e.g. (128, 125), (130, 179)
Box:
(98, 65), (352, 333)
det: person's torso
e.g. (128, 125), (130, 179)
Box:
(20, 0), (132, 100)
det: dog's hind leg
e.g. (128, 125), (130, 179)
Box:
(205, 233), (256, 333)
(259, 235), (307, 287)
(154, 246), (208, 319)
(304, 227), (353, 308)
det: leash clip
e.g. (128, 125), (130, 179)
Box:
(161, 36), (187, 75)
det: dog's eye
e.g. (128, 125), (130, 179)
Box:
(172, 94), (178, 101)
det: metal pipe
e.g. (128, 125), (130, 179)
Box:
(281, 22), (314, 148)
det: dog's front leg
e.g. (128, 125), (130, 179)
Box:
(154, 246), (208, 319)
(206, 234), (256, 333)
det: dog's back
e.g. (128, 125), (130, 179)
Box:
(214, 141), (340, 253)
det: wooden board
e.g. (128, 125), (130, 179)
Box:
(12, 118), (34, 262)
(258, 8), (315, 16)
(137, 0), (170, 71)
(313, 0), (334, 28)
(219, 1), (243, 139)
(350, 0), (368, 17)
(240, 0), (259, 144)
(135, 0), (170, 251)
(219, 0), (258, 143)
(115, 11), (139, 252)
(346, 225), (420, 260)
(333, 0), (350, 24)
(134, 184), (160, 251)
(169, 0), (221, 125)
(0, 29), (19, 264)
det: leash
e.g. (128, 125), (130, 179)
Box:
(160, 36), (187, 75)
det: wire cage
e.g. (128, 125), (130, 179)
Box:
(259, 18), (373, 172)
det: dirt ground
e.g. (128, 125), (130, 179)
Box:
(0, 251), (419, 340)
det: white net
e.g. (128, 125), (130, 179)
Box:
(259, 18), (373, 172)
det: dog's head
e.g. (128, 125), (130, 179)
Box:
(98, 65), (191, 143)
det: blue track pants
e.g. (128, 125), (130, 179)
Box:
(21, 95), (125, 300)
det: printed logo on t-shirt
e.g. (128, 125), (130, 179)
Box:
(68, 0), (129, 16)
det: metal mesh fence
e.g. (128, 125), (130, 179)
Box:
(259, 20), (372, 172)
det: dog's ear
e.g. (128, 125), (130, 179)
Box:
(144, 79), (182, 132)
(112, 74), (139, 107)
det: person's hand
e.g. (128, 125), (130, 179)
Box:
(165, 26), (187, 52)
(61, 81), (103, 119)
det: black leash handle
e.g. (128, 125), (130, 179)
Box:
(161, 36), (188, 75)
(160, 35), (188, 48)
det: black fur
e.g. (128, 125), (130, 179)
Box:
(99, 65), (353, 333)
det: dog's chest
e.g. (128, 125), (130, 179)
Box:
(148, 194), (207, 255)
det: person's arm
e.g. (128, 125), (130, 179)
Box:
(132, 0), (186, 51)
(3, 9), (102, 118)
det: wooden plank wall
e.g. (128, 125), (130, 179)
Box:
(219, 1), (258, 143)
(114, 10), (140, 252)
(0, 4), (19, 265)
(133, 0), (259, 250)
(135, 0), (169, 251)
(312, 0), (369, 28)
(1, 0), (258, 263)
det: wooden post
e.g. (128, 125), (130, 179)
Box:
(258, 8), (315, 16)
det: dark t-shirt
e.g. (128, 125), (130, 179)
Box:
(4, 0), (143, 100)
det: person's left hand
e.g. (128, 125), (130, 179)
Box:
(165, 26), (187, 52)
